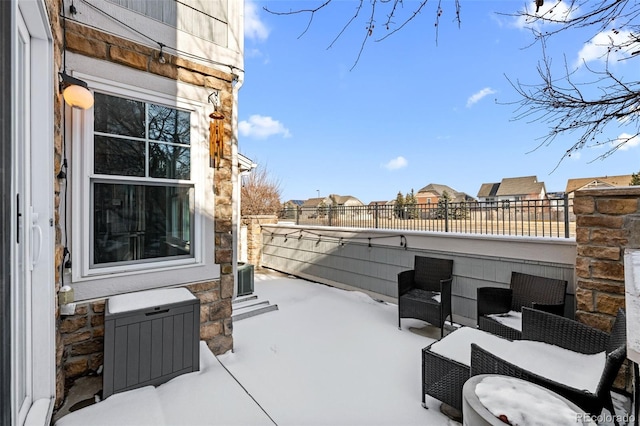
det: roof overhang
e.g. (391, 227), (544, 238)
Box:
(238, 153), (257, 173)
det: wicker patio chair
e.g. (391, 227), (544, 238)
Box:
(470, 307), (627, 426)
(398, 256), (453, 338)
(476, 271), (567, 340)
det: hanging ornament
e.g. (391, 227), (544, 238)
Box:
(208, 91), (224, 168)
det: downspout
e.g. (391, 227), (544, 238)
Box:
(231, 70), (245, 300)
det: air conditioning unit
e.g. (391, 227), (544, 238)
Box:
(237, 263), (254, 296)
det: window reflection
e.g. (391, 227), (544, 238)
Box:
(149, 104), (191, 145)
(93, 183), (193, 265)
(149, 143), (190, 179)
(94, 136), (145, 176)
(94, 93), (145, 138)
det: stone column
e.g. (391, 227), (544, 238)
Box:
(241, 215), (278, 268)
(574, 186), (640, 392)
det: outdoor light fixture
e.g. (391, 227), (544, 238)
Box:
(59, 2), (94, 110)
(59, 71), (94, 110)
(158, 43), (167, 64)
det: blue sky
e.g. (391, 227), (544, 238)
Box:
(239, 1), (639, 204)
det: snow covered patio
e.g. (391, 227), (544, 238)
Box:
(54, 270), (632, 426)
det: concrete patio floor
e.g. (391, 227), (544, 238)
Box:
(54, 269), (632, 426)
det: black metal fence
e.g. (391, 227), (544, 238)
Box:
(279, 197), (574, 238)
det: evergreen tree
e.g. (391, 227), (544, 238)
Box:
(394, 191), (405, 219)
(436, 191), (452, 219)
(405, 189), (417, 219)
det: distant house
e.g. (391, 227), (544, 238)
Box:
(546, 191), (567, 209)
(283, 200), (305, 208)
(300, 197), (333, 218)
(415, 184), (473, 204)
(546, 191), (565, 199)
(281, 200), (305, 220)
(299, 195), (365, 218)
(328, 194), (365, 207)
(477, 183), (500, 202)
(302, 197), (332, 209)
(367, 200), (394, 217)
(565, 175), (633, 199)
(368, 200), (394, 210)
(477, 176), (546, 202)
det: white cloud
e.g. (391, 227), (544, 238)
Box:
(246, 48), (270, 65)
(575, 29), (639, 69)
(612, 133), (640, 151)
(245, 0), (270, 41)
(466, 88), (496, 108)
(382, 156), (408, 171)
(239, 115), (291, 139)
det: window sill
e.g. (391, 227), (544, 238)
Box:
(70, 260), (220, 302)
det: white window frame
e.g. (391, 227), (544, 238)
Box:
(88, 91), (198, 271)
(69, 72), (219, 300)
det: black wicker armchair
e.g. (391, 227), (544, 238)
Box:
(477, 271), (567, 340)
(398, 256), (453, 337)
(471, 307), (627, 426)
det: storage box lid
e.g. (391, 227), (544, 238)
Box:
(108, 288), (196, 314)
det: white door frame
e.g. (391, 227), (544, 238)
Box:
(11, 1), (56, 425)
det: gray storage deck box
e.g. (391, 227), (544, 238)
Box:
(103, 288), (200, 398)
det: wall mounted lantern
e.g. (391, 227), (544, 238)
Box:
(59, 71), (94, 110)
(59, 2), (94, 110)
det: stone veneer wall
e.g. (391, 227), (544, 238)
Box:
(241, 215), (278, 268)
(48, 6), (237, 409)
(574, 186), (640, 392)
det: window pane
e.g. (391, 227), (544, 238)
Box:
(149, 104), (191, 145)
(149, 143), (190, 179)
(94, 93), (145, 138)
(95, 136), (145, 176)
(93, 182), (193, 265)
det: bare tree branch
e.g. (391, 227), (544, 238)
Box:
(505, 0), (640, 164)
(264, 0), (462, 69)
(263, 0), (332, 40)
(241, 165), (282, 216)
(264, 0), (640, 165)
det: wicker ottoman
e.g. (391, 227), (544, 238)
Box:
(422, 327), (512, 412)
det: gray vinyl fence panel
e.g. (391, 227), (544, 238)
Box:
(260, 226), (576, 326)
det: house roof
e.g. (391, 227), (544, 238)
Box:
(456, 192), (476, 202)
(329, 194), (364, 205)
(477, 183), (500, 198)
(546, 192), (565, 198)
(565, 175), (633, 194)
(284, 200), (304, 207)
(302, 197), (327, 208)
(495, 176), (545, 196)
(415, 183), (476, 203)
(238, 153), (256, 173)
(416, 183), (459, 197)
(301, 194), (364, 207)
